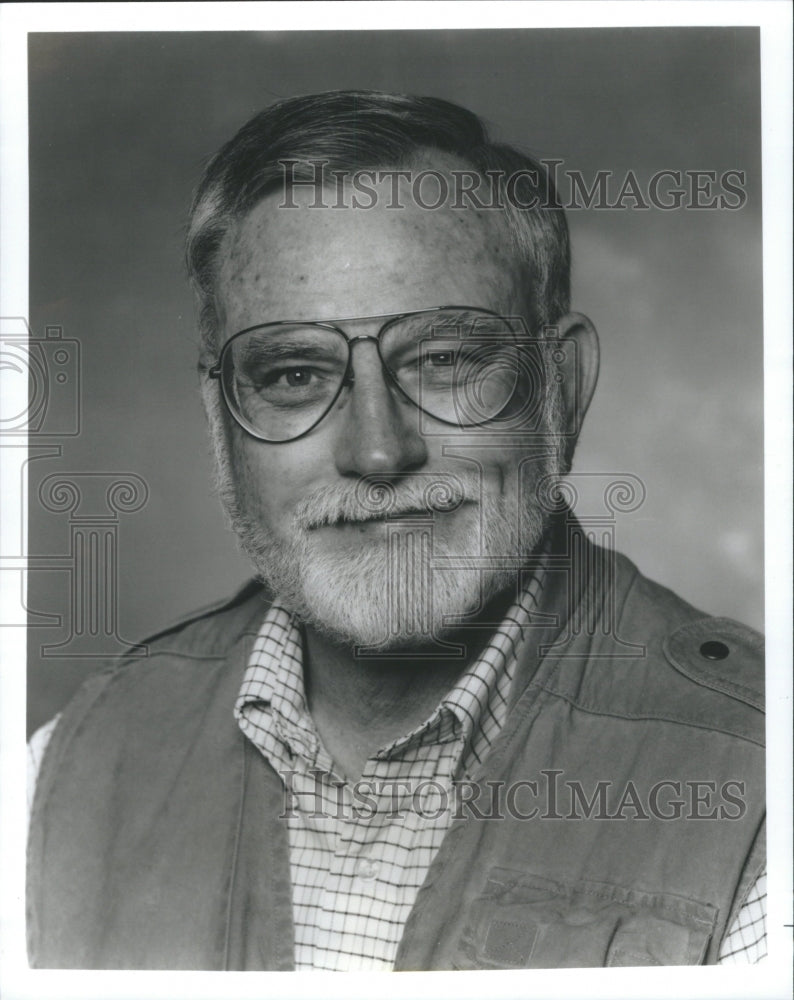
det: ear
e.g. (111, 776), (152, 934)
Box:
(553, 312), (600, 437)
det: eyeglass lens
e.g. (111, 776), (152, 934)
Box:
(221, 309), (540, 441)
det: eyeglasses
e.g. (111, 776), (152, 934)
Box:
(208, 305), (536, 443)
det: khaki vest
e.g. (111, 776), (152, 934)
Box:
(28, 538), (765, 969)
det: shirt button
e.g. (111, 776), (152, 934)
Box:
(355, 858), (380, 881)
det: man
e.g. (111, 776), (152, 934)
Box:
(27, 90), (765, 970)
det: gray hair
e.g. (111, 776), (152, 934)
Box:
(185, 90), (571, 355)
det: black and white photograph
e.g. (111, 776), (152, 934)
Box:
(1, 3), (791, 998)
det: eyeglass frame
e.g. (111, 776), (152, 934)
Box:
(207, 304), (529, 443)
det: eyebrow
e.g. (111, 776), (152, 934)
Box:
(237, 340), (345, 363)
(400, 309), (514, 332)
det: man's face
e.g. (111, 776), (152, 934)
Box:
(208, 172), (562, 648)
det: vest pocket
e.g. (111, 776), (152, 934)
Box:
(453, 867), (716, 969)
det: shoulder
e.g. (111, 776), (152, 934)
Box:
(136, 578), (270, 658)
(27, 715), (61, 816)
(32, 581), (271, 805)
(661, 615), (764, 711)
(617, 554), (764, 709)
(42, 580), (270, 751)
(556, 549), (765, 745)
(94, 577), (270, 688)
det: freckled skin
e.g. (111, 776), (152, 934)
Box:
(215, 172), (530, 553)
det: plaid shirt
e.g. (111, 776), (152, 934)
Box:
(234, 570), (546, 971)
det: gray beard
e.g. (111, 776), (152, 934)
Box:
(225, 484), (548, 650)
(205, 388), (564, 650)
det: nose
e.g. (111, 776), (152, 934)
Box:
(332, 339), (428, 476)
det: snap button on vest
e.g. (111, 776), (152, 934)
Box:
(699, 640), (730, 660)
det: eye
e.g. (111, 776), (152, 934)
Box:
(266, 367), (317, 387)
(244, 364), (330, 391)
(425, 350), (456, 367)
(402, 347), (459, 371)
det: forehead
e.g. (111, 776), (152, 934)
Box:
(216, 168), (524, 335)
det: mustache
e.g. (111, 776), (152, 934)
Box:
(292, 474), (481, 530)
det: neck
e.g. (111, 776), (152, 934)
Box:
(302, 585), (517, 781)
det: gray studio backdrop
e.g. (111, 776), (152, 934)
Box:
(26, 29), (763, 735)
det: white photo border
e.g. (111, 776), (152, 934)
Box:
(1, 4), (791, 999)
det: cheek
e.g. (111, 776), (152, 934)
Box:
(472, 445), (545, 502)
(472, 448), (514, 494)
(229, 431), (281, 523)
(229, 428), (322, 531)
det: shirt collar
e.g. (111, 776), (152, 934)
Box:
(235, 568), (545, 763)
